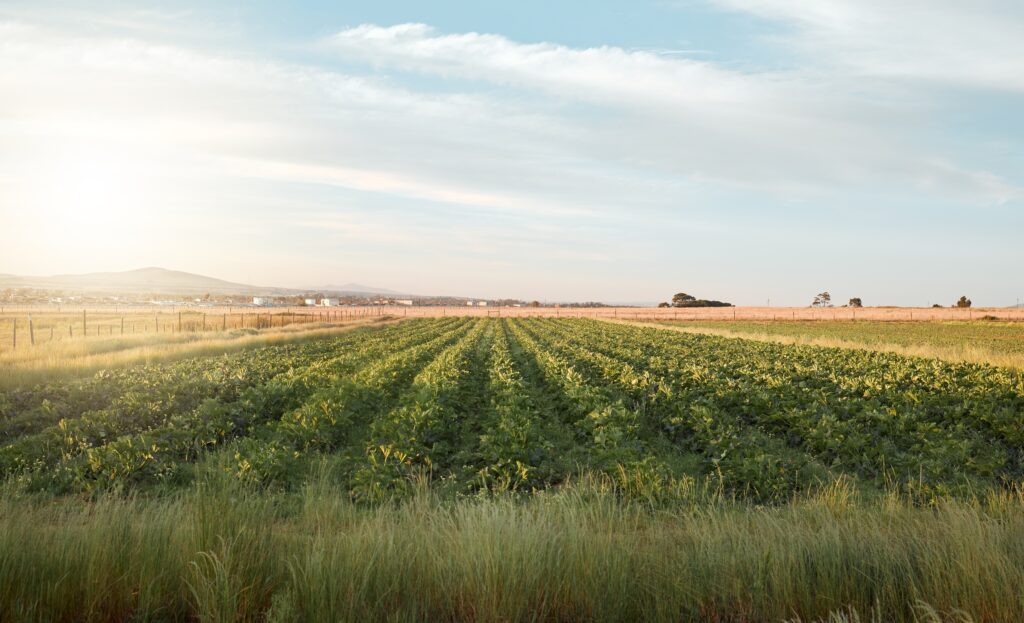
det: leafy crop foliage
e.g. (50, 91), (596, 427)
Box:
(2, 317), (1022, 502)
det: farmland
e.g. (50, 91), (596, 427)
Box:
(2, 317), (1024, 621)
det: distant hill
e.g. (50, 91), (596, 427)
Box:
(0, 267), (289, 296)
(0, 267), (417, 298)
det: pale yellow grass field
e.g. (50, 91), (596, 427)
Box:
(380, 305), (1024, 321)
(0, 317), (394, 389)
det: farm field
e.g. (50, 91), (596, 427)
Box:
(2, 317), (1024, 621)
(651, 319), (1024, 369)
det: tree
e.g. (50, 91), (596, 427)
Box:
(812, 292), (832, 307)
(657, 302), (670, 308)
(672, 293), (696, 307)
(528, 300), (541, 308)
(848, 297), (863, 308)
(955, 296), (972, 308)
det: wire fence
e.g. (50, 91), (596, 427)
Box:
(1, 304), (1022, 351)
(0, 306), (385, 350)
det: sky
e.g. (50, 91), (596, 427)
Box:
(0, 1), (1022, 305)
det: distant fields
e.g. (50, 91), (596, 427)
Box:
(2, 317), (1024, 621)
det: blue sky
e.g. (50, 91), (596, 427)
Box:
(1, 1), (1021, 305)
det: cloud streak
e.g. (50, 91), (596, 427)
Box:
(709, 0), (1024, 92)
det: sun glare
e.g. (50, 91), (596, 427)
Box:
(18, 144), (160, 264)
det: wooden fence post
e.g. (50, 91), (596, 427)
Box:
(121, 316), (124, 335)
(29, 315), (35, 346)
(11, 318), (16, 348)
(178, 312), (182, 332)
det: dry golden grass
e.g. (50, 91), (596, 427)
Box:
(373, 305), (1024, 321)
(0, 317), (396, 389)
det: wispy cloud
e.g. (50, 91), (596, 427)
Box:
(325, 23), (1020, 203)
(708, 0), (1024, 92)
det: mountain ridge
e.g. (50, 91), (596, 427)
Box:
(0, 267), (401, 297)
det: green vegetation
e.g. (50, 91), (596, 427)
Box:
(655, 319), (1024, 368)
(2, 317), (1024, 621)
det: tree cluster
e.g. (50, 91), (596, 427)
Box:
(664, 293), (733, 308)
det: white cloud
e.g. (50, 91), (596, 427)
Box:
(709, 0), (1024, 92)
(325, 23), (1020, 202)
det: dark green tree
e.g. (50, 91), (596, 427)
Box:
(672, 293), (696, 307)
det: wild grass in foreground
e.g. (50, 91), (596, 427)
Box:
(1, 472), (1022, 623)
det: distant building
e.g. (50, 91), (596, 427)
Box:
(319, 298), (336, 307)
(395, 299), (414, 306)
(476, 301), (488, 307)
(304, 298), (317, 306)
(466, 301), (476, 306)
(252, 297), (270, 306)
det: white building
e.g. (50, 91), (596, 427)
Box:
(319, 298), (336, 307)
(476, 301), (488, 307)
(304, 298), (317, 306)
(395, 299), (414, 306)
(466, 301), (476, 306)
(252, 297), (270, 306)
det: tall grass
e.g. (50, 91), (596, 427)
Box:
(1, 473), (1022, 622)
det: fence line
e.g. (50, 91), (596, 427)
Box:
(2, 305), (1022, 351)
(0, 306), (390, 351)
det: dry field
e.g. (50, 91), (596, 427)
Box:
(3, 304), (1019, 353)
(0, 305), (385, 351)
(388, 305), (1024, 321)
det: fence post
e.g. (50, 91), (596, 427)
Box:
(121, 316), (124, 335)
(178, 312), (182, 332)
(223, 314), (227, 331)
(29, 315), (35, 346)
(11, 318), (15, 348)
(83, 310), (87, 336)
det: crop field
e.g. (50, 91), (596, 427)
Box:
(2, 317), (1024, 621)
